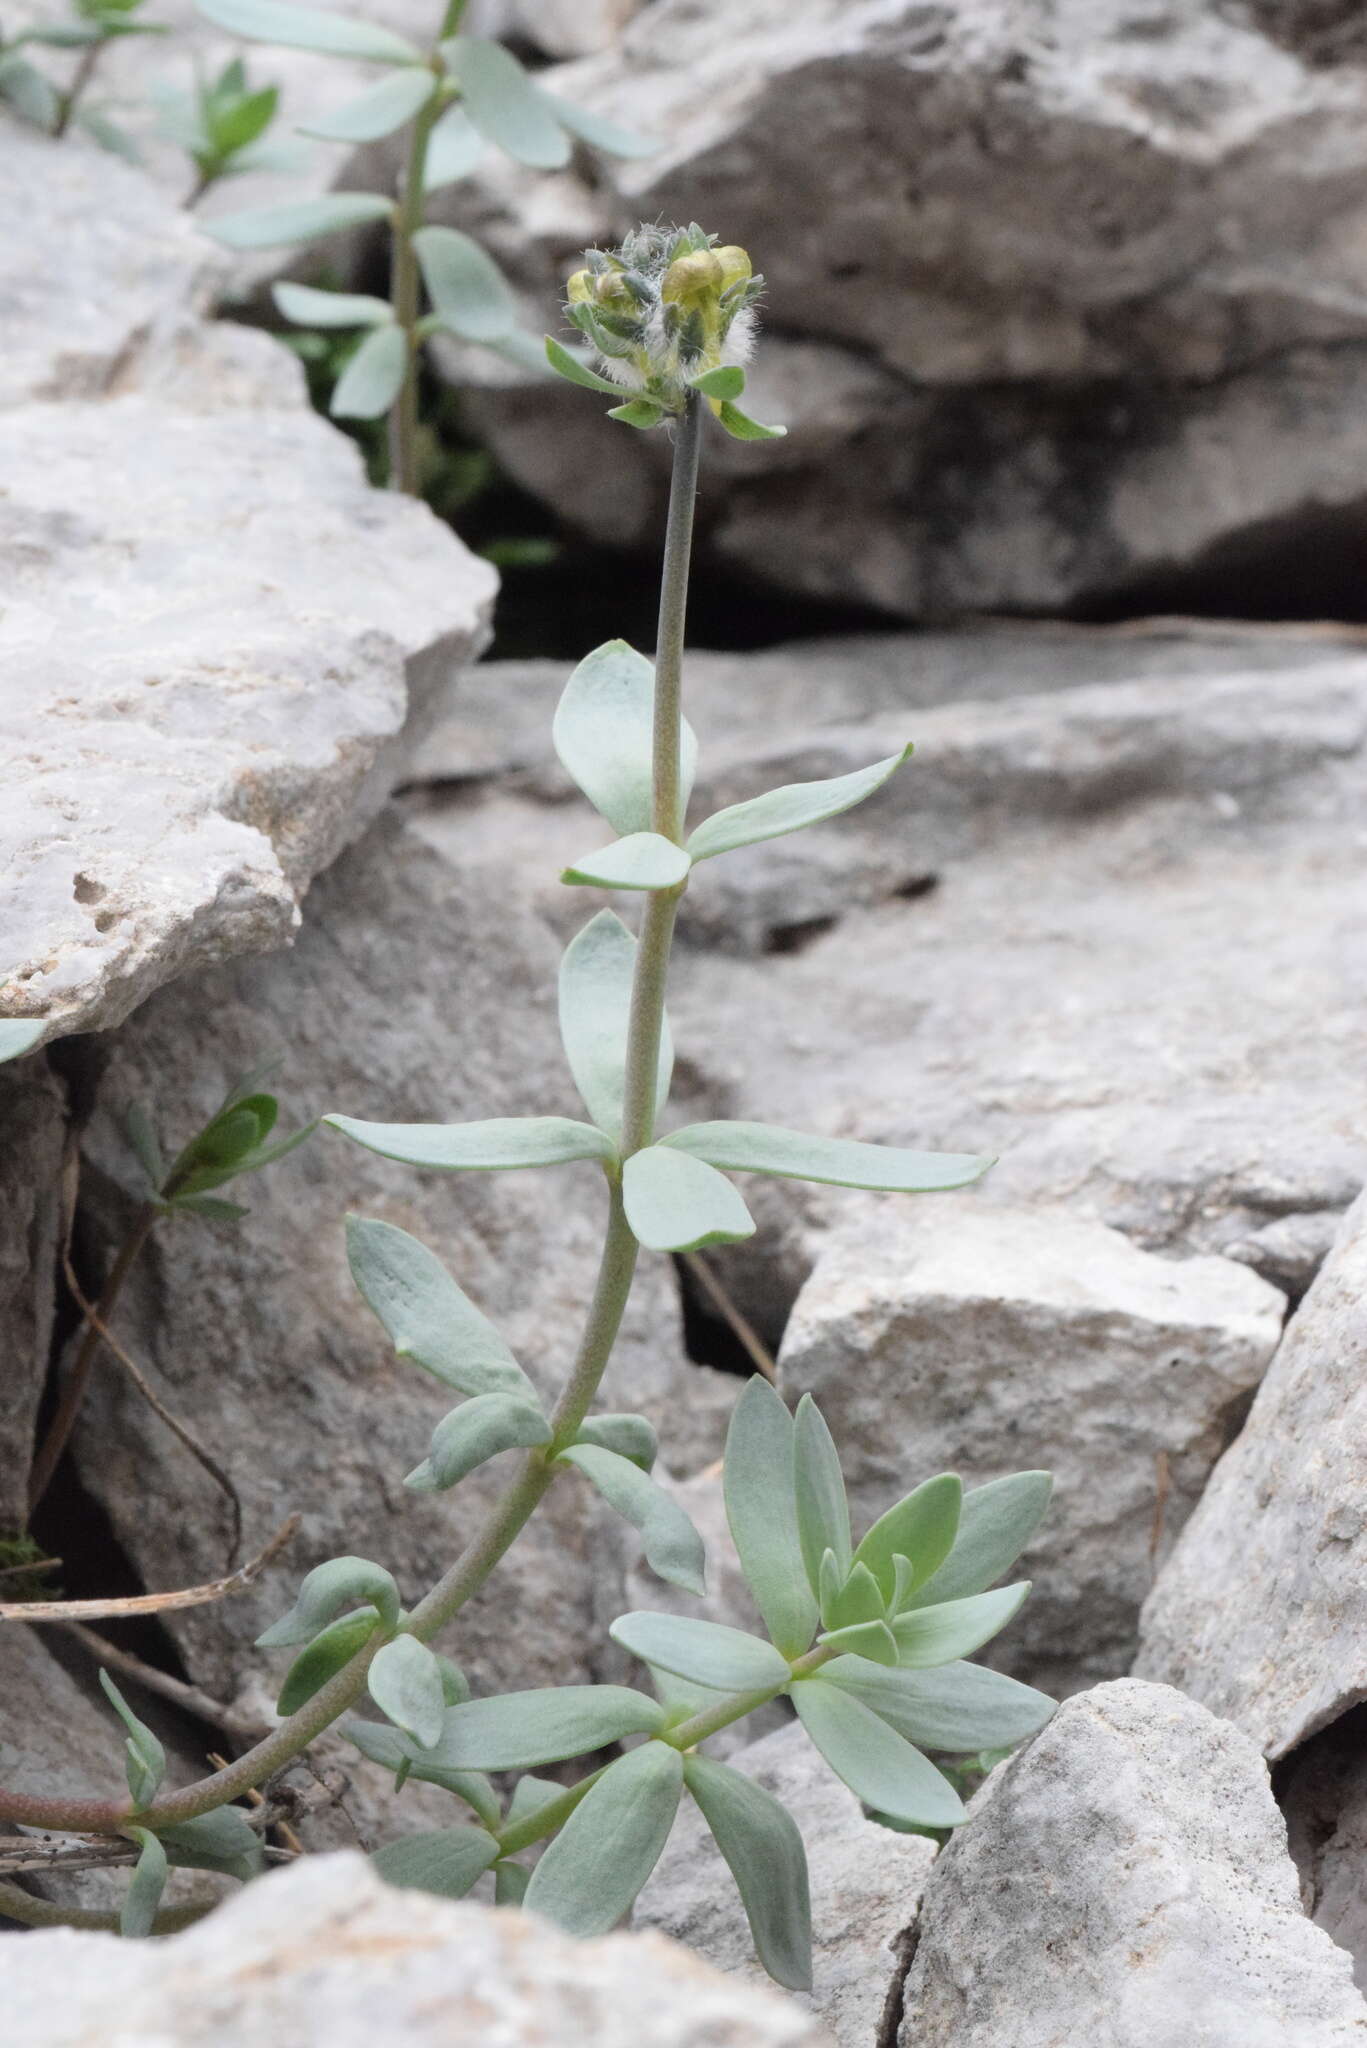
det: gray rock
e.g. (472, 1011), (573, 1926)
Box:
(899, 1678), (1367, 2048)
(0, 133), (496, 1046)
(437, 0), (1367, 615)
(69, 814), (694, 1714)
(1137, 1190), (1367, 1759)
(0, 1060), (65, 1533)
(777, 1200), (1285, 1696)
(1282, 1714), (1367, 1995)
(637, 1720), (935, 2047)
(4, 1850), (833, 2046)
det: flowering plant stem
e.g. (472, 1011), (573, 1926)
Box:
(0, 398), (711, 1847)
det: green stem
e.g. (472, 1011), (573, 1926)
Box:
(651, 396), (703, 843)
(52, 37), (103, 139)
(388, 80), (443, 496)
(0, 390), (706, 1846)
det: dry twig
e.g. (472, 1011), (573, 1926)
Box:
(0, 1514), (299, 1624)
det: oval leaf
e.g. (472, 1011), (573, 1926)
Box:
(552, 640), (699, 839)
(273, 282), (393, 328)
(558, 911), (673, 1146)
(277, 1608), (380, 1716)
(562, 832), (691, 892)
(817, 1618), (899, 1665)
(256, 1556), (399, 1648)
(372, 1826), (500, 1899)
(791, 1677), (964, 1828)
(326, 1114), (613, 1172)
(910, 1471), (1053, 1610)
(793, 1394), (850, 1594)
(890, 1583), (1031, 1669)
(522, 1741), (682, 1935)
(436, 1685), (665, 1769)
(346, 1216), (531, 1399)
(369, 1634), (446, 1750)
(661, 1121), (992, 1194)
(852, 1474), (962, 1607)
(623, 1146), (755, 1254)
(688, 747), (912, 863)
(121, 1829), (168, 1939)
(820, 1657), (1056, 1755)
(447, 35), (570, 169)
(196, 0), (421, 62)
(718, 399), (786, 441)
(407, 1392), (551, 1493)
(413, 224), (515, 344)
(158, 1808), (265, 1883)
(545, 334), (621, 395)
(572, 1412), (657, 1471)
(824, 1559), (884, 1632)
(204, 191), (393, 251)
(609, 1612), (790, 1694)
(424, 103), (483, 189)
(331, 322), (407, 421)
(683, 1754), (812, 1992)
(558, 1444), (705, 1596)
(299, 67), (434, 142)
(723, 1377), (819, 1660)
(688, 364), (746, 401)
(347, 1718), (499, 1827)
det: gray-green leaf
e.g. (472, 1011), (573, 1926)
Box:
(552, 640), (698, 839)
(121, 1829), (168, 1938)
(407, 1392), (551, 1493)
(346, 1215), (531, 1399)
(661, 1121), (992, 1194)
(347, 1718), (499, 1827)
(687, 747), (912, 863)
(424, 104), (483, 189)
(562, 832), (691, 892)
(537, 88), (653, 159)
(331, 322), (407, 420)
(889, 1583), (1030, 1668)
(909, 1471), (1053, 1610)
(326, 1114), (614, 1172)
(195, 0), (421, 62)
(609, 1612), (789, 1693)
(372, 1826), (500, 1899)
(852, 1474), (962, 1607)
(522, 1740), (682, 1935)
(277, 1607), (380, 1716)
(723, 1377), (819, 1659)
(558, 911), (672, 1147)
(413, 224), (515, 344)
(572, 1412), (657, 1472)
(819, 1656), (1056, 1754)
(622, 1146), (755, 1254)
(558, 1445), (705, 1596)
(446, 36), (570, 169)
(435, 1685), (665, 1769)
(683, 1754), (812, 1992)
(369, 1634), (446, 1750)
(299, 66), (434, 142)
(158, 1807), (264, 1884)
(0, 1019), (44, 1063)
(791, 1677), (964, 1827)
(99, 1673), (166, 1811)
(204, 191), (393, 250)
(273, 282), (394, 328)
(793, 1394), (851, 1594)
(256, 1556), (400, 1648)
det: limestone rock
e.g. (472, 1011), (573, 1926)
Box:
(0, 1060), (65, 1533)
(777, 1200), (1285, 1696)
(0, 131), (496, 1047)
(1137, 1191), (1367, 1758)
(69, 814), (693, 1713)
(3, 1850), (832, 2045)
(637, 1720), (935, 2047)
(899, 1678), (1367, 2048)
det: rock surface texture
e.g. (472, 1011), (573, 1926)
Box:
(777, 1200), (1285, 1695)
(637, 1720), (936, 2047)
(433, 0), (1367, 616)
(0, 128), (495, 1044)
(1137, 1191), (1367, 1758)
(3, 1852), (833, 2046)
(0, 1064), (65, 1534)
(899, 1679), (1367, 2048)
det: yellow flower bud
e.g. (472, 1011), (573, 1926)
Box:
(661, 249), (724, 309)
(566, 269), (594, 304)
(714, 246), (752, 291)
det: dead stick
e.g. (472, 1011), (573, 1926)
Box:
(61, 1624), (265, 1738)
(681, 1250), (777, 1381)
(0, 1514), (298, 1623)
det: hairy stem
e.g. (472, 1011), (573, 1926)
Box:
(0, 400), (708, 1848)
(651, 396), (703, 843)
(27, 1204), (157, 1517)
